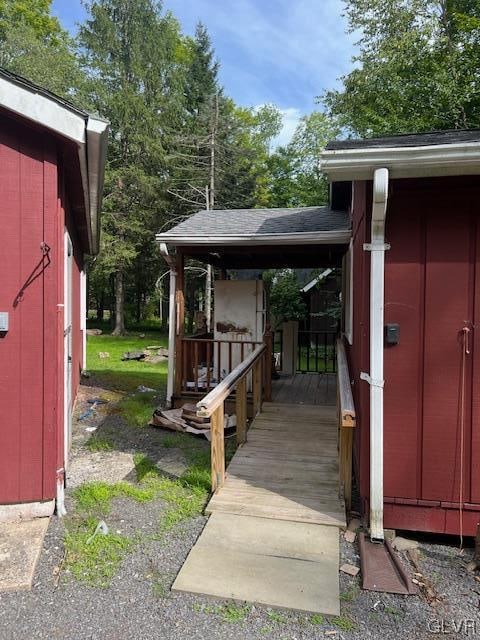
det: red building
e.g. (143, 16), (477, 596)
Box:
(0, 70), (108, 518)
(321, 130), (480, 537)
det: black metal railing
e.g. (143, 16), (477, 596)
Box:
(297, 330), (337, 373)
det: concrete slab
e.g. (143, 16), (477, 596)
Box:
(173, 513), (340, 615)
(0, 518), (49, 591)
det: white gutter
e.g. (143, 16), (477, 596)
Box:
(360, 168), (389, 541)
(160, 243), (176, 407)
(320, 142), (480, 180)
(155, 230), (351, 246)
(0, 72), (108, 254)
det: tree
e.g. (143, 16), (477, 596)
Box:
(0, 0), (84, 99)
(263, 269), (307, 329)
(79, 0), (186, 334)
(263, 111), (338, 207)
(324, 0), (480, 136)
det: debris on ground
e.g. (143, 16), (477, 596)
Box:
(407, 548), (443, 606)
(392, 536), (419, 552)
(98, 352), (110, 359)
(137, 385), (156, 393)
(347, 518), (361, 532)
(86, 521), (109, 545)
(150, 403), (236, 440)
(340, 563), (360, 577)
(86, 328), (102, 336)
(344, 529), (356, 543)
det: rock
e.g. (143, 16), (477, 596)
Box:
(121, 351), (145, 361)
(139, 333), (145, 338)
(347, 517), (361, 532)
(392, 536), (419, 552)
(340, 563), (360, 577)
(344, 529), (356, 543)
(466, 560), (478, 572)
(86, 328), (102, 336)
(98, 352), (110, 359)
(145, 355), (167, 364)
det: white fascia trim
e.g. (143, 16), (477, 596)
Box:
(155, 230), (351, 246)
(0, 76), (108, 254)
(320, 142), (480, 180)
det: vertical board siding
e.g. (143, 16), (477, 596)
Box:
(0, 118), (59, 503)
(471, 219), (480, 504)
(384, 200), (424, 498)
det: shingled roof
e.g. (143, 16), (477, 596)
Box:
(156, 206), (350, 246)
(326, 128), (480, 151)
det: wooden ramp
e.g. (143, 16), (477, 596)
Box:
(172, 402), (345, 614)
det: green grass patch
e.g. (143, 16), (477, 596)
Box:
(331, 615), (357, 631)
(64, 517), (132, 587)
(310, 614), (324, 625)
(266, 610), (287, 624)
(197, 602), (251, 623)
(85, 436), (113, 452)
(86, 330), (168, 392)
(117, 390), (157, 427)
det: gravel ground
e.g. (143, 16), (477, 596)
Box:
(1, 386), (479, 639)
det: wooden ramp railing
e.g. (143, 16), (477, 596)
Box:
(336, 338), (356, 512)
(196, 343), (267, 492)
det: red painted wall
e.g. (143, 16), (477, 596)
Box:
(0, 114), (85, 505)
(350, 176), (480, 536)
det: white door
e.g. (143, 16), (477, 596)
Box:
(64, 231), (73, 466)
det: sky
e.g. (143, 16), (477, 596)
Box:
(51, 0), (356, 146)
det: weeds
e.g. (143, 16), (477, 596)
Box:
(310, 614), (324, 625)
(266, 610), (287, 624)
(63, 517), (132, 587)
(331, 615), (357, 631)
(118, 391), (157, 427)
(85, 436), (113, 452)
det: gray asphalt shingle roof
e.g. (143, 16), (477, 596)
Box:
(159, 207), (350, 238)
(326, 129), (480, 151)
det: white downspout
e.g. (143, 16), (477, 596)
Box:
(362, 167), (389, 541)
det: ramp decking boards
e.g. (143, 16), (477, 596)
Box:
(173, 402), (345, 614)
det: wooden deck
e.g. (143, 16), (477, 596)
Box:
(173, 401), (345, 614)
(272, 372), (336, 406)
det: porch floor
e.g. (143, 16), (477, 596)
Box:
(172, 401), (345, 614)
(272, 372), (337, 406)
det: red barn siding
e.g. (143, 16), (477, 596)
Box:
(0, 114), (86, 505)
(0, 119), (60, 503)
(350, 176), (480, 535)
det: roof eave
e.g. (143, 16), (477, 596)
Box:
(155, 230), (352, 247)
(319, 142), (480, 181)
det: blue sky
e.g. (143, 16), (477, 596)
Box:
(51, 0), (356, 146)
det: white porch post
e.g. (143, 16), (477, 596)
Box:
(167, 266), (177, 407)
(363, 167), (389, 541)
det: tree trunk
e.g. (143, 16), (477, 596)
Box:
(112, 270), (126, 335)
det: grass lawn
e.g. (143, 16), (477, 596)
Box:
(86, 329), (168, 393)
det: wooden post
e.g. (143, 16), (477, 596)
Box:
(263, 328), (273, 402)
(253, 359), (262, 416)
(236, 376), (247, 445)
(211, 403), (225, 492)
(174, 252), (185, 397)
(339, 425), (353, 512)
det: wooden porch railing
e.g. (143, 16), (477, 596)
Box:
(336, 338), (356, 512)
(196, 343), (267, 492)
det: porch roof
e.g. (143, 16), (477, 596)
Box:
(156, 206), (351, 269)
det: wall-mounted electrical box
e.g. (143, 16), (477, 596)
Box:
(385, 323), (399, 346)
(0, 312), (9, 332)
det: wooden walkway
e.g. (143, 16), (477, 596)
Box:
(172, 401), (345, 614)
(271, 373), (337, 406)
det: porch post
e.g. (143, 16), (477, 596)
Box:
(174, 251), (185, 398)
(166, 266), (177, 407)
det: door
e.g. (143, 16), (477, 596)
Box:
(64, 230), (73, 466)
(421, 207), (475, 504)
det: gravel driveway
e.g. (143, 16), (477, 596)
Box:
(1, 386), (479, 640)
